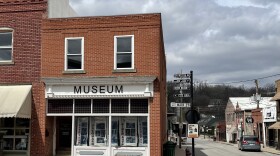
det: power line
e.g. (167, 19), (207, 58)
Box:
(202, 73), (280, 85)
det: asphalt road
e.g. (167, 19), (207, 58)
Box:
(183, 138), (278, 156)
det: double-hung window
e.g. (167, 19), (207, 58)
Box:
(0, 29), (13, 63)
(65, 37), (84, 70)
(114, 35), (134, 69)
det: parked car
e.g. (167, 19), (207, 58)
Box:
(238, 135), (261, 151)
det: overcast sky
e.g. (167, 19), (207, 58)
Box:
(69, 0), (280, 88)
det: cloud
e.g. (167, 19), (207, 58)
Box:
(69, 0), (280, 87)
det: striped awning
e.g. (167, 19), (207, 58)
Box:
(0, 85), (32, 118)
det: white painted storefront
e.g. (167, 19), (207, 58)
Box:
(43, 77), (156, 156)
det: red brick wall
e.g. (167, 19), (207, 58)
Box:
(42, 14), (166, 156)
(0, 1), (47, 156)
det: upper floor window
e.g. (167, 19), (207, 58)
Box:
(114, 35), (134, 69)
(0, 29), (13, 62)
(65, 37), (84, 70)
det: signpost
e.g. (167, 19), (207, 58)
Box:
(173, 93), (191, 98)
(173, 71), (193, 150)
(173, 71), (197, 156)
(171, 102), (191, 108)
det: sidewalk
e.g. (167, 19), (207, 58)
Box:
(175, 146), (189, 156)
(174, 136), (280, 155)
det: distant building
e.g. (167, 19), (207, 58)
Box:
(269, 79), (280, 149)
(225, 97), (275, 143)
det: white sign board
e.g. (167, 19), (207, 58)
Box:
(188, 124), (199, 138)
(171, 102), (191, 107)
(263, 106), (277, 122)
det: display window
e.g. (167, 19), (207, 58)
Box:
(75, 116), (147, 147)
(0, 118), (30, 151)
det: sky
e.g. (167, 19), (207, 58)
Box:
(69, 0), (280, 88)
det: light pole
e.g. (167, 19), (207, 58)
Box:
(203, 125), (206, 139)
(240, 118), (243, 137)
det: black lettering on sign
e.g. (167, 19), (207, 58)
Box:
(107, 86), (113, 93)
(115, 85), (123, 93)
(100, 86), (105, 93)
(92, 86), (98, 93)
(74, 86), (82, 94)
(73, 85), (124, 94)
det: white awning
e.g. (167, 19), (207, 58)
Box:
(0, 85), (32, 118)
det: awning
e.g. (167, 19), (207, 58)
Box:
(271, 92), (280, 101)
(228, 127), (237, 134)
(0, 85), (32, 118)
(269, 122), (280, 129)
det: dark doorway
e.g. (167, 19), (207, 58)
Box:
(57, 117), (72, 150)
(268, 129), (275, 146)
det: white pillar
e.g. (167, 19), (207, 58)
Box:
(262, 122), (266, 148)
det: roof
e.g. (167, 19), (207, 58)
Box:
(229, 97), (276, 110)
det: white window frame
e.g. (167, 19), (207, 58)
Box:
(93, 117), (108, 146)
(0, 28), (13, 63)
(114, 35), (134, 70)
(123, 117), (137, 146)
(64, 37), (84, 71)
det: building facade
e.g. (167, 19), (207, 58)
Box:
(225, 97), (275, 144)
(0, 1), (76, 156)
(0, 1), (47, 155)
(270, 79), (280, 149)
(41, 14), (166, 156)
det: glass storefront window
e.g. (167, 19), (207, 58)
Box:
(75, 116), (147, 147)
(3, 138), (13, 150)
(0, 118), (30, 151)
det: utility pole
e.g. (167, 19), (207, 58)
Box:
(255, 79), (259, 109)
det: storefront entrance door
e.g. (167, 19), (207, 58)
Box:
(58, 117), (72, 149)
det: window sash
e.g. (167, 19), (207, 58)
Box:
(0, 31), (13, 62)
(65, 37), (84, 70)
(114, 35), (134, 69)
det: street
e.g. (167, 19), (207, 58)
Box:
(181, 137), (278, 156)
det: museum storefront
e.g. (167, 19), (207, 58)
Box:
(43, 77), (155, 156)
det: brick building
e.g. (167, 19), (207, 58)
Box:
(41, 13), (166, 156)
(0, 0), (75, 156)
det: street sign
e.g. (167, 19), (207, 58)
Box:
(188, 124), (199, 138)
(174, 74), (191, 78)
(185, 110), (200, 124)
(171, 102), (191, 107)
(173, 94), (191, 98)
(174, 86), (189, 90)
(173, 79), (190, 83)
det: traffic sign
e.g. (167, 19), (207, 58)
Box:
(171, 102), (191, 107)
(174, 86), (189, 90)
(185, 110), (200, 124)
(173, 94), (191, 98)
(174, 74), (191, 78)
(173, 79), (190, 83)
